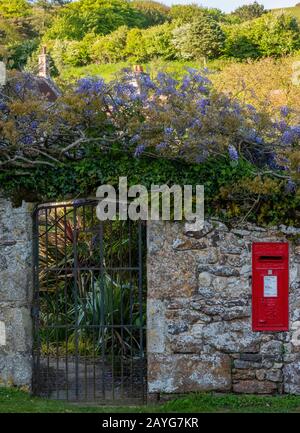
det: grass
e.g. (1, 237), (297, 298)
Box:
(277, 6), (300, 21)
(58, 58), (234, 83)
(2, 388), (300, 413)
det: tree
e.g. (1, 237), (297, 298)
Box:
(172, 15), (225, 60)
(169, 4), (224, 24)
(131, 1), (170, 26)
(0, 0), (31, 18)
(0, 17), (21, 60)
(44, 0), (148, 40)
(255, 12), (300, 56)
(232, 2), (266, 22)
(143, 22), (176, 60)
(223, 12), (300, 59)
(125, 28), (146, 61)
(91, 26), (128, 63)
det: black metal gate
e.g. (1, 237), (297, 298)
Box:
(32, 199), (147, 404)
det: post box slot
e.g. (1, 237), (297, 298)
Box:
(259, 256), (283, 261)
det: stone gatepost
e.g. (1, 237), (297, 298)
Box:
(0, 197), (34, 388)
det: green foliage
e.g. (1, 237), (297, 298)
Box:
(1, 151), (298, 227)
(8, 38), (40, 69)
(124, 28), (146, 62)
(223, 12), (300, 59)
(131, 0), (170, 26)
(222, 22), (261, 59)
(58, 58), (229, 83)
(172, 15), (225, 60)
(142, 22), (177, 60)
(0, 0), (31, 18)
(2, 1), (300, 70)
(49, 21), (177, 67)
(169, 4), (225, 25)
(0, 17), (21, 59)
(1, 68), (298, 226)
(257, 12), (300, 56)
(91, 27), (128, 64)
(279, 6), (300, 23)
(124, 22), (176, 62)
(44, 0), (148, 41)
(232, 1), (266, 22)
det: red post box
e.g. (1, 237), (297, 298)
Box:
(252, 242), (289, 332)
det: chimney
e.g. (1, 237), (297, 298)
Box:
(134, 65), (144, 74)
(0, 61), (6, 86)
(38, 46), (49, 79)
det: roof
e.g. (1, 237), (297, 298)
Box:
(1, 71), (61, 102)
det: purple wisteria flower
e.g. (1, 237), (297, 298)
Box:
(0, 101), (7, 111)
(190, 119), (202, 128)
(197, 98), (210, 115)
(130, 134), (140, 144)
(156, 142), (168, 150)
(30, 121), (39, 130)
(164, 127), (174, 135)
(76, 77), (106, 95)
(281, 126), (300, 145)
(14, 82), (23, 94)
(280, 106), (290, 117)
(228, 145), (239, 161)
(282, 130), (294, 145)
(21, 135), (34, 145)
(134, 144), (145, 157)
(285, 179), (296, 194)
(140, 74), (156, 91)
(275, 120), (288, 132)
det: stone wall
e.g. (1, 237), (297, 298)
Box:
(147, 220), (300, 397)
(0, 197), (33, 388)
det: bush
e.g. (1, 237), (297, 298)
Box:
(62, 33), (94, 66)
(91, 26), (129, 64)
(257, 12), (300, 56)
(0, 16), (21, 59)
(131, 1), (170, 26)
(223, 12), (300, 59)
(8, 37), (40, 69)
(172, 15), (225, 60)
(143, 22), (177, 60)
(212, 56), (300, 117)
(0, 0), (31, 19)
(125, 28), (146, 62)
(232, 1), (266, 22)
(169, 4), (225, 25)
(44, 0), (148, 41)
(0, 70), (299, 225)
(222, 23), (261, 59)
(124, 22), (177, 62)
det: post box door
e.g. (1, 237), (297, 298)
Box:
(252, 243), (289, 332)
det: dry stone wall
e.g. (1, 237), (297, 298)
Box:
(147, 220), (300, 397)
(0, 197), (33, 388)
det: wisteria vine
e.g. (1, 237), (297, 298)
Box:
(0, 68), (299, 193)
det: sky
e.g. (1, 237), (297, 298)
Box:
(161, 1), (298, 13)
